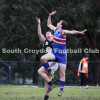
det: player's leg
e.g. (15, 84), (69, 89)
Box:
(44, 75), (52, 100)
(83, 73), (89, 89)
(38, 66), (55, 93)
(44, 82), (49, 100)
(38, 66), (51, 82)
(41, 53), (56, 78)
(80, 73), (84, 88)
(41, 53), (55, 63)
(57, 53), (67, 96)
(57, 64), (66, 96)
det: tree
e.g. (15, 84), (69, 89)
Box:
(0, 0), (100, 84)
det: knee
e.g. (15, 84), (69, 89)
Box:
(45, 81), (48, 85)
(41, 56), (46, 63)
(38, 68), (42, 75)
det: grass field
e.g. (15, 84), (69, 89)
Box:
(0, 85), (100, 100)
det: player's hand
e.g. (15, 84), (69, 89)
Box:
(49, 11), (56, 16)
(36, 17), (41, 24)
(80, 29), (87, 34)
(85, 73), (89, 78)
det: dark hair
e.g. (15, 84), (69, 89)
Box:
(47, 30), (53, 34)
(61, 20), (68, 29)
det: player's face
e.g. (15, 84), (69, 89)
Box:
(46, 32), (53, 39)
(86, 57), (89, 61)
(56, 20), (62, 29)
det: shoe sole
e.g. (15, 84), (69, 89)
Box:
(57, 93), (62, 96)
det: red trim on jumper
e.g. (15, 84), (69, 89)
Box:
(60, 85), (64, 86)
(45, 66), (49, 69)
(53, 36), (66, 43)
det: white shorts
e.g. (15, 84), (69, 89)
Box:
(48, 62), (58, 72)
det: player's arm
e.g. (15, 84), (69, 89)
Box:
(62, 29), (87, 35)
(78, 61), (82, 72)
(47, 11), (56, 31)
(77, 61), (82, 77)
(86, 65), (88, 73)
(36, 17), (46, 44)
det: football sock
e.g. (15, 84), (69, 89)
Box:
(42, 62), (52, 72)
(60, 80), (65, 91)
(44, 95), (49, 100)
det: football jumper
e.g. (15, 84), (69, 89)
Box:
(78, 58), (88, 73)
(52, 29), (67, 65)
(53, 29), (66, 53)
(44, 40), (53, 53)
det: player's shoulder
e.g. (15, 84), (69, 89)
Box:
(62, 29), (69, 34)
(81, 58), (85, 62)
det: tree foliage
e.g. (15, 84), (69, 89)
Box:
(0, 0), (100, 84)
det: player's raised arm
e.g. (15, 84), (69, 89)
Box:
(47, 11), (56, 31)
(62, 29), (87, 35)
(36, 17), (46, 44)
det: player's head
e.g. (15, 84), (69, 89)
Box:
(46, 30), (53, 40)
(85, 54), (89, 61)
(56, 20), (68, 30)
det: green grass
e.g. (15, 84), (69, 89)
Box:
(0, 85), (100, 100)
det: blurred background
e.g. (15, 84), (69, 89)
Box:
(0, 0), (100, 85)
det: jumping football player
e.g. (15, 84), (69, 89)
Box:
(41, 11), (87, 96)
(36, 17), (58, 100)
